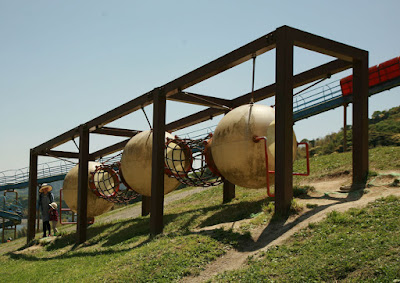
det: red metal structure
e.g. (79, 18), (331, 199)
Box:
(59, 188), (94, 225)
(253, 137), (310, 198)
(341, 56), (400, 95)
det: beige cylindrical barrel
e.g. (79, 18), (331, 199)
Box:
(120, 130), (184, 197)
(211, 104), (297, 189)
(63, 162), (114, 217)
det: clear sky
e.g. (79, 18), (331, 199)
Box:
(1, 1), (400, 172)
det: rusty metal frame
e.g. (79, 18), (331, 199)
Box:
(27, 25), (368, 244)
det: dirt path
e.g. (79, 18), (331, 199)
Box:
(182, 174), (400, 282)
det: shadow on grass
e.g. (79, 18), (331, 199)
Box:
(11, 197), (266, 260)
(10, 187), (366, 263)
(198, 199), (267, 228)
(45, 217), (152, 251)
(237, 187), (366, 253)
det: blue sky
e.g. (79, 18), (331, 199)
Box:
(1, 1), (400, 171)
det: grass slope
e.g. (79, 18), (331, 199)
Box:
(1, 187), (268, 282)
(294, 146), (400, 180)
(0, 146), (399, 282)
(212, 196), (400, 282)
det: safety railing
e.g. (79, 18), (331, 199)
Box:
(0, 159), (76, 188)
(293, 80), (342, 113)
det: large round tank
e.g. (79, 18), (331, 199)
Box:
(63, 162), (114, 217)
(211, 104), (297, 189)
(120, 130), (184, 197)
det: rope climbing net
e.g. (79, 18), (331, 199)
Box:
(89, 162), (140, 204)
(164, 134), (223, 187)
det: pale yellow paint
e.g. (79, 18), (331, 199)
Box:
(63, 162), (114, 217)
(211, 104), (297, 189)
(120, 130), (187, 197)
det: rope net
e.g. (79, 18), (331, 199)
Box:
(89, 162), (140, 204)
(164, 134), (223, 187)
(89, 133), (223, 203)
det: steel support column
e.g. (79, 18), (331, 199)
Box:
(352, 55), (369, 187)
(150, 88), (166, 235)
(223, 179), (235, 203)
(27, 149), (38, 243)
(142, 196), (151, 216)
(275, 27), (294, 215)
(77, 124), (89, 244)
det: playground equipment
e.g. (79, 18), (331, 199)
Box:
(211, 104), (297, 189)
(89, 162), (140, 204)
(1, 190), (23, 243)
(63, 162), (114, 218)
(164, 134), (223, 187)
(23, 26), (376, 244)
(120, 130), (186, 196)
(3, 55), (400, 194)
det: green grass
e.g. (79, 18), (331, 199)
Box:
(0, 186), (273, 282)
(212, 196), (400, 282)
(1, 146), (399, 282)
(294, 146), (400, 180)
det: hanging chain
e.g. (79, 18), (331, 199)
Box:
(250, 54), (257, 104)
(72, 137), (79, 151)
(141, 106), (152, 130)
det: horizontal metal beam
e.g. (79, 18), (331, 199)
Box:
(163, 32), (276, 97)
(86, 91), (155, 132)
(33, 33), (276, 153)
(34, 127), (80, 154)
(32, 26), (362, 155)
(44, 150), (80, 159)
(289, 26), (367, 62)
(92, 127), (140, 137)
(168, 92), (233, 109)
(167, 59), (351, 131)
(87, 61), (399, 161)
(90, 139), (130, 160)
(34, 94), (152, 154)
(85, 33), (276, 136)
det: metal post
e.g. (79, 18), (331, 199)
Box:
(142, 196), (151, 216)
(343, 103), (348, 152)
(275, 26), (294, 215)
(150, 88), (166, 235)
(223, 179), (235, 203)
(77, 124), (89, 244)
(27, 149), (38, 243)
(352, 55), (369, 188)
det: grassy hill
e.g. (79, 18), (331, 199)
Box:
(299, 105), (400, 157)
(1, 146), (399, 282)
